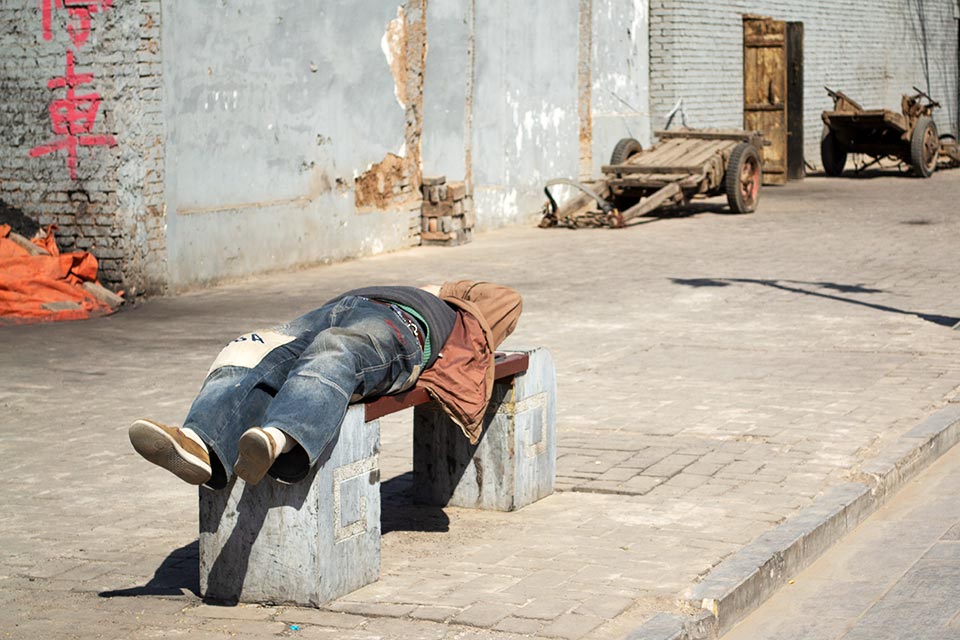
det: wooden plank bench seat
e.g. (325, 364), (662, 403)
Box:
(364, 352), (530, 421)
(198, 348), (556, 607)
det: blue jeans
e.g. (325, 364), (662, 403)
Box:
(184, 296), (423, 487)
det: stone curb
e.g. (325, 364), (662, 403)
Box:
(625, 401), (960, 640)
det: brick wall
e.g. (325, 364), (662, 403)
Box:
(0, 0), (166, 295)
(649, 1), (959, 167)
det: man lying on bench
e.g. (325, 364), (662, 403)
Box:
(129, 280), (523, 489)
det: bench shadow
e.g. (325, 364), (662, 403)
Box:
(380, 471), (451, 534)
(98, 540), (200, 598)
(382, 386), (508, 533)
(671, 277), (960, 328)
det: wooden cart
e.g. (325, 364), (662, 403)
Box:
(820, 87), (940, 177)
(539, 129), (764, 229)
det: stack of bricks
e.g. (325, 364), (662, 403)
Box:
(420, 176), (474, 246)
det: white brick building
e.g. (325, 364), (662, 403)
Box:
(649, 1), (959, 167)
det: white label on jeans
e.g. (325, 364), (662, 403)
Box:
(207, 330), (296, 374)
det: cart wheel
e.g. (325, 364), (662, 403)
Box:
(820, 125), (847, 177)
(725, 142), (762, 214)
(610, 138), (643, 165)
(910, 116), (939, 177)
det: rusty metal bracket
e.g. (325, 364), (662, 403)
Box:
(543, 179), (615, 217)
(911, 86), (940, 109)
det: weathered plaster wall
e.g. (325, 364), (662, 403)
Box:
(424, 0), (652, 230)
(470, 1), (582, 227)
(588, 0), (652, 176)
(649, 1), (960, 167)
(2, 0), (652, 291)
(0, 0), (166, 294)
(164, 0), (651, 286)
(163, 1), (424, 288)
(421, 0), (471, 183)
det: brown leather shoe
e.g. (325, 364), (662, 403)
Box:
(234, 427), (279, 486)
(129, 419), (212, 485)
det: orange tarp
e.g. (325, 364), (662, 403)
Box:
(0, 224), (115, 324)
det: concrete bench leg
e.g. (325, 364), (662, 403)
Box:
(413, 347), (557, 511)
(199, 404), (381, 607)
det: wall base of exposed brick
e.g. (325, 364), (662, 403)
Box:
(0, 0), (167, 295)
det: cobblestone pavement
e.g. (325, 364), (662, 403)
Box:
(2, 172), (960, 639)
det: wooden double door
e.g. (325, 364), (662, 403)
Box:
(743, 15), (804, 184)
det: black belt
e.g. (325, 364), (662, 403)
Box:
(365, 298), (425, 350)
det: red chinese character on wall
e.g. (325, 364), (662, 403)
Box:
(42, 0), (113, 48)
(29, 50), (116, 180)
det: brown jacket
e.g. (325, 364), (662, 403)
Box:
(416, 280), (523, 443)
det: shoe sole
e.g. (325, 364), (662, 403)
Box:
(234, 429), (275, 486)
(129, 420), (211, 485)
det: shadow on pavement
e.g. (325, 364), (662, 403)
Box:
(613, 201), (735, 228)
(808, 168), (918, 179)
(381, 471), (450, 534)
(671, 277), (960, 328)
(99, 540), (200, 598)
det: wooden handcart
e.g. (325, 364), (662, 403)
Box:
(539, 129), (764, 229)
(820, 87), (942, 177)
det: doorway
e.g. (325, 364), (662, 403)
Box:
(743, 15), (804, 183)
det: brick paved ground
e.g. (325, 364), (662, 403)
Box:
(2, 171), (959, 639)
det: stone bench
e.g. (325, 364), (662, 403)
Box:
(198, 347), (556, 607)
